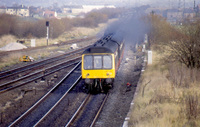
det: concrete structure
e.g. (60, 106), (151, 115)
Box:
(148, 51), (152, 65)
(43, 10), (57, 18)
(5, 5), (29, 17)
(62, 5), (115, 14)
(167, 9), (182, 21)
(31, 39), (36, 47)
(183, 8), (195, 19)
(82, 5), (115, 13)
(164, 8), (195, 24)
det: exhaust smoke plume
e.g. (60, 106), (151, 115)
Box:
(104, 12), (150, 45)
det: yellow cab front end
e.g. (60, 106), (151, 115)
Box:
(82, 53), (115, 81)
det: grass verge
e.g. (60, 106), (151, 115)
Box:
(129, 51), (200, 127)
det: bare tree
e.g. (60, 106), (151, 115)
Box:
(167, 23), (200, 68)
(148, 14), (200, 69)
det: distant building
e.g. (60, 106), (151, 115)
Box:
(29, 6), (44, 17)
(163, 8), (196, 24)
(167, 9), (182, 20)
(183, 8), (195, 19)
(163, 9), (183, 24)
(43, 10), (57, 18)
(5, 5), (29, 17)
(62, 5), (115, 15)
(82, 5), (115, 13)
(62, 5), (83, 14)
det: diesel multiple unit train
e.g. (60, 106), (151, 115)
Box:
(81, 34), (124, 92)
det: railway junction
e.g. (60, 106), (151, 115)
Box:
(0, 37), (143, 127)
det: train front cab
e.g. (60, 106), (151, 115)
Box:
(82, 53), (115, 90)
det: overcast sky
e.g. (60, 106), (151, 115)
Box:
(0, 0), (199, 7)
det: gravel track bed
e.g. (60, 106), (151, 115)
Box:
(0, 52), (81, 84)
(95, 42), (143, 127)
(14, 65), (82, 127)
(0, 38), (95, 127)
(73, 93), (107, 127)
(0, 38), (143, 127)
(38, 80), (87, 127)
(0, 65), (77, 126)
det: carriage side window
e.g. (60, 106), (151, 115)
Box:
(94, 56), (102, 69)
(84, 55), (93, 69)
(103, 55), (112, 69)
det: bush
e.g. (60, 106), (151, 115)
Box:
(31, 20), (46, 38)
(0, 8), (123, 39)
(0, 14), (16, 36)
(85, 11), (108, 24)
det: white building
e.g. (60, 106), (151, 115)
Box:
(63, 5), (116, 15)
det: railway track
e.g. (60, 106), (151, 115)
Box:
(9, 62), (82, 127)
(65, 93), (109, 127)
(2, 37), (109, 127)
(0, 46), (89, 80)
(0, 57), (81, 93)
(0, 45), (91, 93)
(0, 37), (96, 58)
(8, 60), (109, 127)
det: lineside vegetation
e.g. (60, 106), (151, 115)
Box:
(130, 14), (200, 126)
(0, 8), (123, 39)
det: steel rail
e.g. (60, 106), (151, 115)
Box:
(33, 75), (82, 127)
(65, 94), (91, 127)
(0, 56), (81, 88)
(0, 50), (83, 80)
(0, 46), (88, 77)
(90, 94), (109, 127)
(8, 61), (81, 127)
(0, 60), (80, 93)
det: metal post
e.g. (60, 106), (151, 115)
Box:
(47, 26), (49, 46)
(46, 21), (49, 46)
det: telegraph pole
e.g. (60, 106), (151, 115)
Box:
(46, 21), (49, 46)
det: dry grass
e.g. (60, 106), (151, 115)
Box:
(0, 53), (22, 69)
(129, 51), (200, 127)
(0, 49), (51, 71)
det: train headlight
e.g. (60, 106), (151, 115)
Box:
(107, 73), (112, 76)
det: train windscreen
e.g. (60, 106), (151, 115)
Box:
(84, 55), (112, 69)
(94, 56), (102, 69)
(103, 55), (112, 69)
(84, 55), (93, 69)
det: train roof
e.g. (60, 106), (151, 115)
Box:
(82, 35), (123, 54)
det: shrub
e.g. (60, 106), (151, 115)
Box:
(0, 14), (16, 36)
(0, 8), (123, 39)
